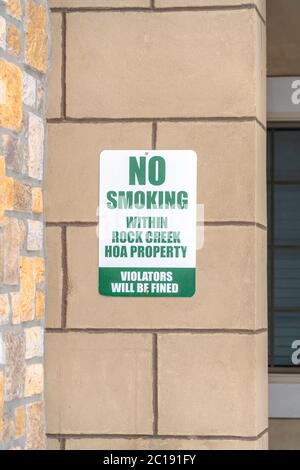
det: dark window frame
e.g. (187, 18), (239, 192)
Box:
(268, 123), (300, 373)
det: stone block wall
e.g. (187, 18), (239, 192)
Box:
(0, 0), (49, 450)
(45, 0), (267, 451)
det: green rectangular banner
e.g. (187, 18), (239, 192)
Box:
(99, 268), (196, 297)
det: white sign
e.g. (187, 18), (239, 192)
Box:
(99, 150), (197, 297)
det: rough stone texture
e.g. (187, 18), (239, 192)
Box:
(12, 257), (36, 323)
(27, 219), (43, 251)
(0, 17), (6, 50)
(27, 112), (44, 180)
(7, 24), (22, 56)
(15, 406), (25, 439)
(0, 59), (22, 130)
(25, 327), (43, 359)
(7, 0), (23, 20)
(25, 0), (48, 73)
(24, 363), (43, 397)
(47, 13), (61, 118)
(0, 295), (9, 326)
(4, 331), (25, 401)
(0, 1), (49, 450)
(26, 402), (46, 450)
(13, 180), (32, 212)
(23, 71), (36, 108)
(32, 187), (43, 213)
(0, 134), (21, 172)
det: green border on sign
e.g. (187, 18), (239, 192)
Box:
(99, 267), (196, 297)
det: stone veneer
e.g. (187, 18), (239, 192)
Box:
(0, 0), (49, 450)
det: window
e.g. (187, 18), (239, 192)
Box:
(268, 128), (300, 368)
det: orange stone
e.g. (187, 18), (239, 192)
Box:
(0, 294), (9, 324)
(34, 257), (45, 285)
(12, 257), (36, 323)
(36, 291), (44, 321)
(7, 24), (22, 56)
(0, 372), (4, 440)
(25, 0), (48, 73)
(32, 187), (43, 213)
(0, 156), (5, 223)
(5, 177), (14, 210)
(7, 0), (22, 20)
(15, 407), (25, 439)
(0, 60), (22, 131)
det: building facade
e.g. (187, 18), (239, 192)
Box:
(0, 0), (299, 451)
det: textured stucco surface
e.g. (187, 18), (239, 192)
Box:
(45, 0), (267, 450)
(0, 0), (49, 450)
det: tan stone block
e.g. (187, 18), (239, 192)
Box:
(26, 402), (46, 450)
(27, 112), (45, 180)
(155, 0), (266, 19)
(67, 225), (266, 330)
(4, 331), (25, 401)
(5, 177), (14, 211)
(7, 24), (22, 56)
(66, 435), (268, 450)
(269, 419), (300, 450)
(13, 180), (32, 212)
(12, 257), (36, 322)
(7, 0), (22, 20)
(45, 332), (153, 434)
(158, 332), (267, 436)
(67, 10), (262, 120)
(0, 60), (22, 131)
(47, 438), (61, 450)
(0, 371), (3, 411)
(46, 227), (62, 328)
(48, 13), (62, 119)
(157, 121), (266, 224)
(36, 291), (45, 321)
(15, 406), (25, 439)
(27, 220), (43, 251)
(3, 413), (15, 442)
(25, 327), (43, 359)
(25, 0), (48, 73)
(0, 156), (5, 223)
(267, 0), (300, 75)
(0, 218), (25, 286)
(0, 294), (9, 325)
(50, 0), (150, 7)
(32, 187), (43, 213)
(24, 363), (44, 397)
(34, 256), (45, 285)
(45, 123), (152, 221)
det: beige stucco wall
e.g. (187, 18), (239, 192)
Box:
(45, 0), (267, 450)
